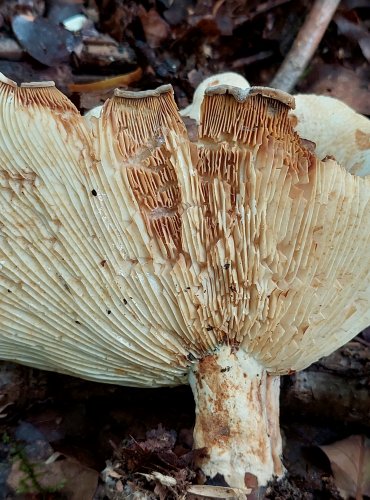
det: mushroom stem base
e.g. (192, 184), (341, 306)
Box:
(189, 347), (283, 490)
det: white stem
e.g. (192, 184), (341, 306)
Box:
(189, 346), (283, 490)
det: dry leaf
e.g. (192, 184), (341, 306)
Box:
(187, 485), (250, 499)
(334, 15), (370, 63)
(300, 63), (370, 115)
(138, 7), (170, 48)
(320, 435), (370, 499)
(139, 471), (177, 487)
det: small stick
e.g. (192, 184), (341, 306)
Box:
(69, 68), (142, 93)
(270, 0), (341, 92)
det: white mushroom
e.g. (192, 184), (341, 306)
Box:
(0, 72), (369, 493)
(292, 94), (370, 176)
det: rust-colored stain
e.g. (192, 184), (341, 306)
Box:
(355, 129), (370, 150)
(1, 170), (37, 186)
(193, 352), (283, 483)
(17, 86), (78, 114)
(114, 367), (127, 375)
(195, 354), (233, 454)
(195, 353), (267, 466)
(105, 89), (189, 262)
(126, 144), (183, 260)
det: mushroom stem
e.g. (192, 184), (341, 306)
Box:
(189, 347), (283, 490)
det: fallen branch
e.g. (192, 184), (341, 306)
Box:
(270, 0), (341, 92)
(281, 340), (370, 428)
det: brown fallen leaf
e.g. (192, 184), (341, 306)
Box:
(320, 435), (370, 499)
(334, 14), (370, 63)
(299, 62), (370, 115)
(138, 7), (171, 48)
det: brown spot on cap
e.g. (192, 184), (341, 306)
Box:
(355, 129), (370, 150)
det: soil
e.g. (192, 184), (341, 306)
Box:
(0, 0), (369, 498)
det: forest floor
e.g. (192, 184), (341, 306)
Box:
(0, 0), (370, 498)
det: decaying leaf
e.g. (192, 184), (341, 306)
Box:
(12, 14), (77, 66)
(138, 6), (171, 48)
(334, 14), (370, 63)
(320, 435), (370, 499)
(139, 472), (178, 500)
(187, 484), (250, 499)
(101, 425), (196, 498)
(299, 63), (370, 115)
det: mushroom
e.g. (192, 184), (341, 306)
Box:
(85, 72), (250, 123)
(180, 72), (250, 122)
(0, 72), (369, 494)
(292, 94), (370, 176)
(182, 73), (370, 177)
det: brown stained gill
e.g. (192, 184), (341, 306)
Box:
(0, 79), (83, 148)
(196, 147), (247, 221)
(197, 147), (240, 185)
(0, 171), (37, 193)
(199, 92), (316, 177)
(199, 93), (293, 144)
(56, 274), (72, 295)
(126, 146), (183, 260)
(104, 87), (186, 162)
(16, 84), (78, 115)
(101, 88), (187, 261)
(192, 91), (319, 274)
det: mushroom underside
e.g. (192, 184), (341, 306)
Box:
(0, 74), (369, 489)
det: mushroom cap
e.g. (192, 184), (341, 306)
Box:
(292, 94), (370, 176)
(183, 73), (370, 177)
(0, 75), (369, 385)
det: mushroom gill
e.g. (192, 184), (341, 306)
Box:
(0, 73), (369, 491)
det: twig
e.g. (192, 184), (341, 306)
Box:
(353, 336), (370, 348)
(69, 68), (142, 93)
(270, 0), (341, 92)
(231, 51), (273, 69)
